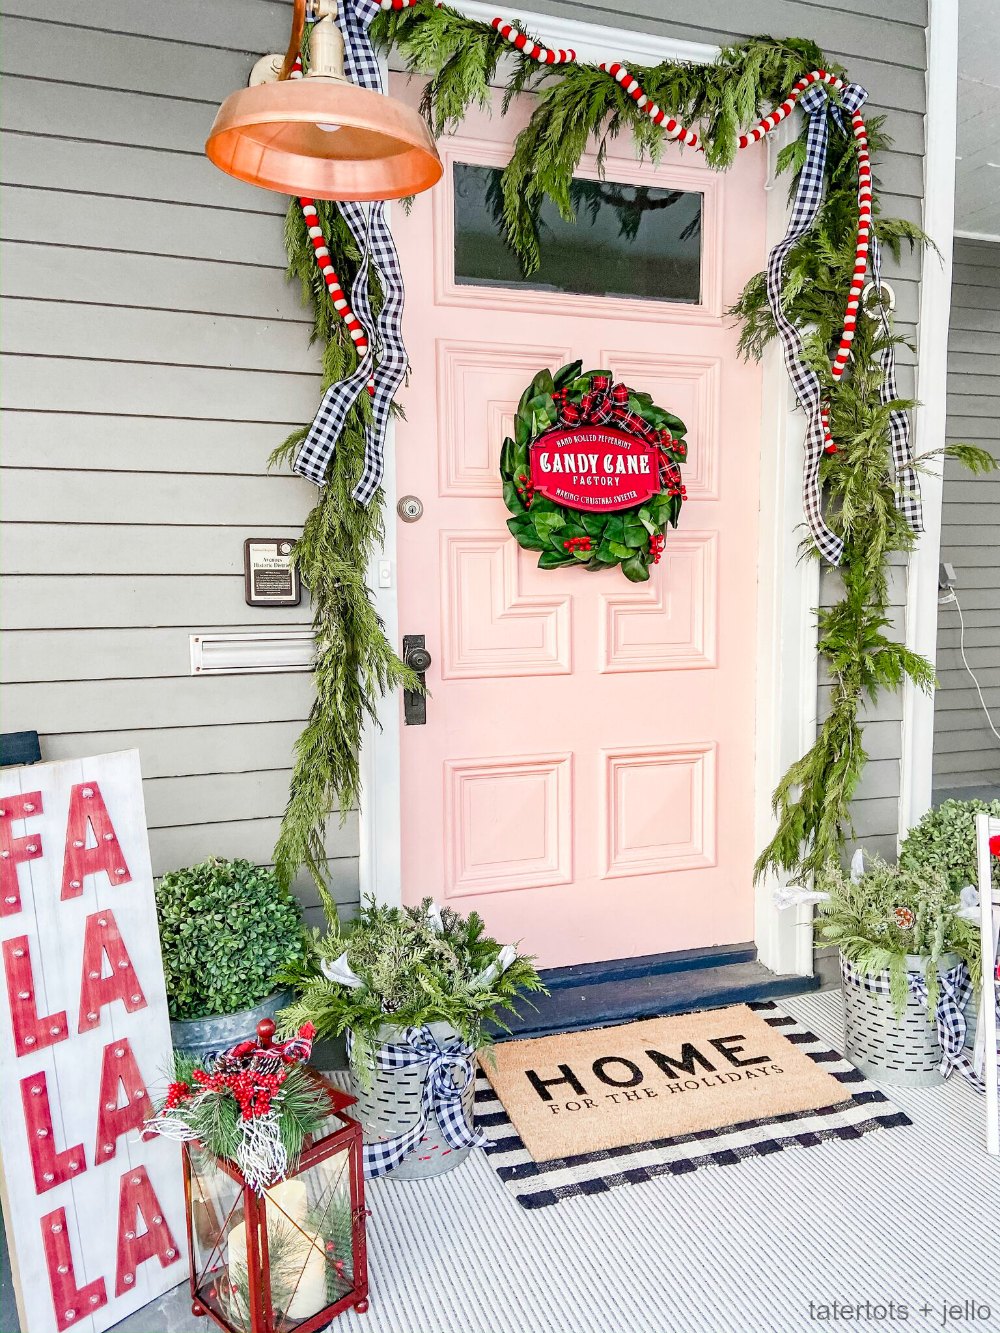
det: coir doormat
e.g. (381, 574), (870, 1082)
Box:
(477, 1002), (910, 1209)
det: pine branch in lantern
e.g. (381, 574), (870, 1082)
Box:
(219, 1198), (353, 1333)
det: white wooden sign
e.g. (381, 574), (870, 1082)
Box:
(0, 751), (187, 1333)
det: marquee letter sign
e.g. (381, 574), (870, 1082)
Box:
(500, 361), (689, 582)
(0, 751), (186, 1333)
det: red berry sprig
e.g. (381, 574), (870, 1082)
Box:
(563, 536), (592, 554)
(181, 1059), (289, 1121)
(515, 472), (535, 507)
(649, 534), (666, 564)
(164, 1081), (191, 1109)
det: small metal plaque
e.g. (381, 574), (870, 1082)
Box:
(243, 538), (301, 607)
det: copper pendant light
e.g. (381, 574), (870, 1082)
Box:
(205, 0), (442, 202)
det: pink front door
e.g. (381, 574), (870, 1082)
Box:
(392, 79), (765, 969)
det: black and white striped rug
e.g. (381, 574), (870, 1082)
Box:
(476, 1001), (911, 1209)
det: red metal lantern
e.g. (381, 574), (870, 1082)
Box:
(183, 1027), (368, 1332)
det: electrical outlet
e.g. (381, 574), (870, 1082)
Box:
(938, 561), (957, 590)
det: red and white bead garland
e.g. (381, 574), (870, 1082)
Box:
(490, 16), (574, 64)
(366, 1), (876, 456)
(299, 198), (369, 356)
(290, 55), (373, 389)
(599, 63), (702, 150)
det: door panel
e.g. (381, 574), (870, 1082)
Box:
(392, 79), (765, 968)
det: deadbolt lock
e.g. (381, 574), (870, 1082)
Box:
(397, 495), (424, 523)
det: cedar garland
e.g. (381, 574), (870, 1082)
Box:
(271, 200), (416, 907)
(274, 7), (994, 902)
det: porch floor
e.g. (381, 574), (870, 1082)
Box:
(115, 990), (999, 1333)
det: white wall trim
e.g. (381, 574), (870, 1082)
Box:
(752, 119), (818, 978)
(954, 229), (1000, 243)
(898, 0), (959, 840)
(358, 40), (404, 909)
(359, 409), (403, 909)
(450, 1), (719, 67)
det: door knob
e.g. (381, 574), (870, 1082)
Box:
(404, 645), (432, 674)
(402, 634), (431, 725)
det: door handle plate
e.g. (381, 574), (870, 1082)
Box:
(403, 633), (430, 725)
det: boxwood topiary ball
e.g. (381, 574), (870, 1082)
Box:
(155, 856), (306, 1021)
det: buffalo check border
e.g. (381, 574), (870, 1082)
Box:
(476, 1001), (912, 1210)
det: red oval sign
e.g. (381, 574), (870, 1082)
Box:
(529, 425), (661, 512)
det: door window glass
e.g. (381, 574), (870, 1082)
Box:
(453, 163), (702, 303)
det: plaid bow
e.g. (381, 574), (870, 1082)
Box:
(347, 1026), (487, 1178)
(841, 957), (990, 1089)
(765, 82), (846, 564)
(559, 376), (655, 443)
(292, 0), (408, 501)
(221, 1022), (316, 1066)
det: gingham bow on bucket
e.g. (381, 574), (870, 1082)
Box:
(841, 957), (983, 1088)
(348, 1026), (488, 1178)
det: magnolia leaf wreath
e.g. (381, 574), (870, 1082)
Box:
(500, 361), (688, 582)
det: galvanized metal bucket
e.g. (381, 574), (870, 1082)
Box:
(168, 989), (292, 1062)
(348, 1022), (476, 1181)
(841, 952), (956, 1088)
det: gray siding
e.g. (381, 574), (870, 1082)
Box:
(932, 238), (1000, 803)
(0, 0), (357, 926)
(0, 1), (927, 897)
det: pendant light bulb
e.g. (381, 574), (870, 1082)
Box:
(204, 0), (442, 202)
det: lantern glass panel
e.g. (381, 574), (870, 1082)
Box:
(187, 1149), (245, 1320)
(187, 1142), (356, 1332)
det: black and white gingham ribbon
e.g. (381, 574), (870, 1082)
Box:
(293, 0), (408, 500)
(348, 1026), (487, 1178)
(841, 956), (984, 1088)
(766, 82), (844, 564)
(868, 229), (923, 535)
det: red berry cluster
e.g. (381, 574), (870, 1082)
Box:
(164, 1081), (191, 1110)
(666, 481), (687, 500)
(515, 472), (535, 508)
(649, 534), (666, 564)
(563, 536), (592, 554)
(189, 1061), (289, 1121)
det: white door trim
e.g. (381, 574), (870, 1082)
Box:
(897, 0), (959, 839)
(752, 119), (819, 977)
(361, 6), (811, 978)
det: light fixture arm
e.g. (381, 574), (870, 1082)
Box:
(278, 0), (308, 80)
(266, 0), (345, 86)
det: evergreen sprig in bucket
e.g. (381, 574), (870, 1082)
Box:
(814, 856), (981, 1085)
(278, 898), (544, 1177)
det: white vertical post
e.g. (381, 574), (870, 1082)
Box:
(898, 0), (959, 838)
(977, 813), (999, 1155)
(753, 122), (819, 979)
(358, 48), (404, 911)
